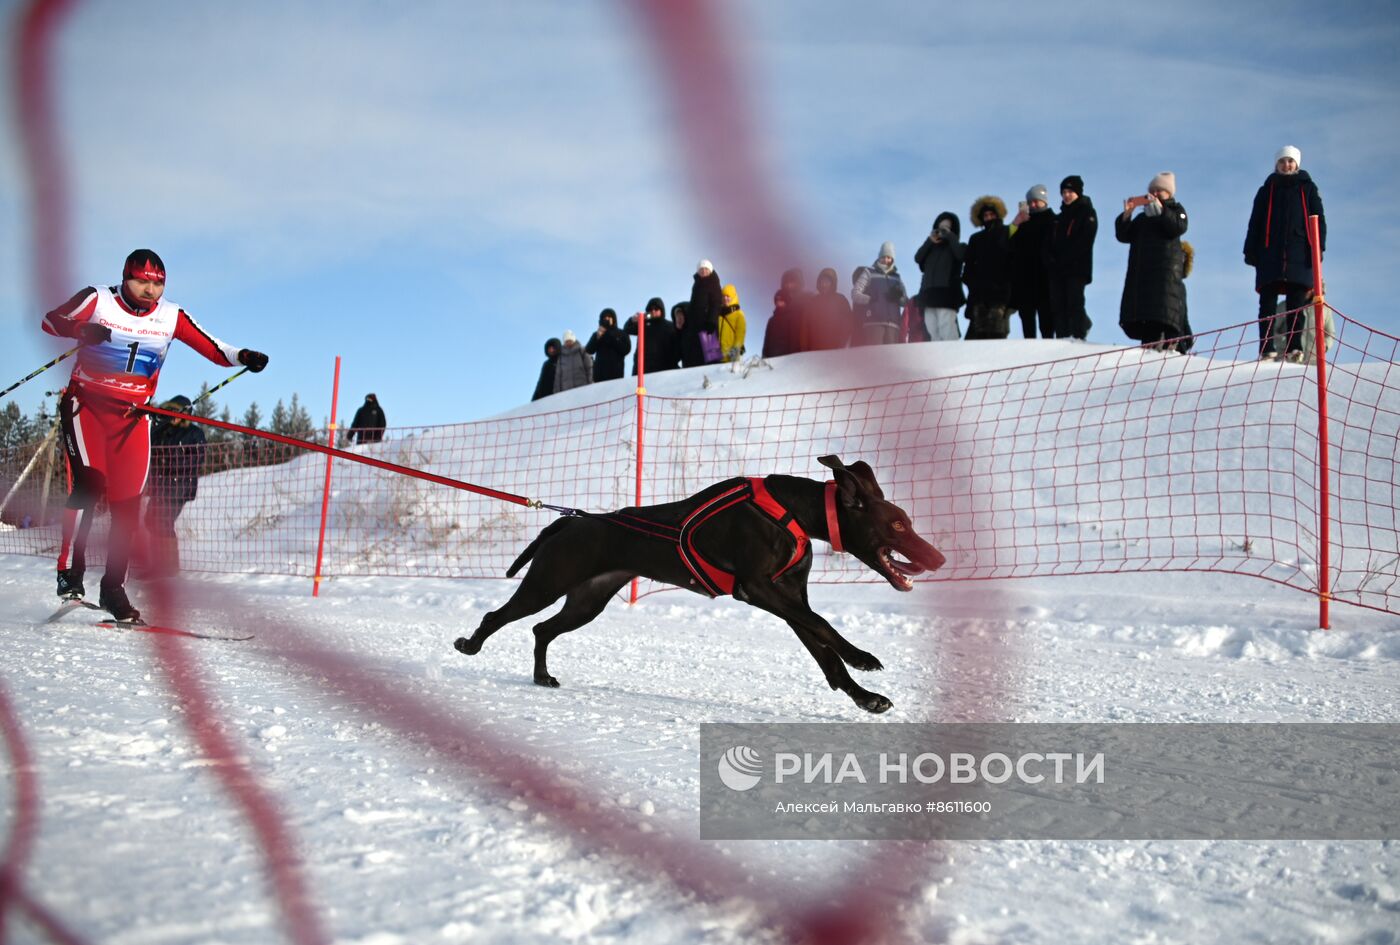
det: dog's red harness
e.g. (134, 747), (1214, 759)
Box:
(607, 478), (843, 598)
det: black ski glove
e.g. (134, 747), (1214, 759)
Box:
(238, 349), (269, 373)
(76, 322), (112, 345)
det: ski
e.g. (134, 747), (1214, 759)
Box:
(43, 599), (101, 623)
(93, 621), (254, 642)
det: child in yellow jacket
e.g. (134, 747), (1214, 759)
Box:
(719, 284), (747, 361)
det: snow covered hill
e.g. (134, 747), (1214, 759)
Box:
(1, 339), (1397, 945)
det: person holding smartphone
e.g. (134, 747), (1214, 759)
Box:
(1117, 173), (1192, 353)
(1009, 185), (1056, 339)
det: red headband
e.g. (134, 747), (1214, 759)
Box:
(124, 260), (166, 283)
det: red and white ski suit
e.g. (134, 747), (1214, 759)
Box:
(42, 285), (242, 586)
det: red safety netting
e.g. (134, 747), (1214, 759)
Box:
(2, 306), (1397, 616)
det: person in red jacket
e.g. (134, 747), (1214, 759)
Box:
(41, 248), (268, 622)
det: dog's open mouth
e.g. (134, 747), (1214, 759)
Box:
(879, 547), (925, 591)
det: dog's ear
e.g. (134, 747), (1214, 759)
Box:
(845, 461), (885, 500)
(817, 455), (844, 472)
(827, 463), (874, 511)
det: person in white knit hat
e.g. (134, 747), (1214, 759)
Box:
(552, 328), (593, 393)
(1244, 145), (1327, 361)
(851, 240), (909, 345)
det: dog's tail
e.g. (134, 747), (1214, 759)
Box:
(505, 518), (572, 577)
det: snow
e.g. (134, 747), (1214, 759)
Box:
(3, 340), (1398, 945)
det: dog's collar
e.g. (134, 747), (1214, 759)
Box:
(824, 480), (844, 552)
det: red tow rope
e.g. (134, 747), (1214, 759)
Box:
(134, 403), (547, 510)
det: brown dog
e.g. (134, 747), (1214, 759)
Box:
(454, 456), (945, 712)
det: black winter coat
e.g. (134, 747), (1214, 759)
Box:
(1244, 170), (1326, 291)
(914, 213), (967, 310)
(803, 290), (855, 351)
(1048, 195), (1098, 284)
(763, 295), (802, 358)
(625, 314), (680, 375)
(149, 419), (206, 504)
(688, 271), (724, 333)
(1010, 208), (1056, 310)
(1117, 199), (1191, 343)
(682, 271), (725, 366)
(585, 325), (631, 382)
(962, 221), (1013, 308)
(350, 399), (387, 443)
(532, 357), (558, 401)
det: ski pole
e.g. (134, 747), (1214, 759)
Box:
(0, 346), (79, 401)
(191, 367), (249, 407)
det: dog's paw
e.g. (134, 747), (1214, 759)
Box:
(855, 692), (893, 714)
(454, 636), (481, 655)
(533, 673), (561, 688)
(847, 650), (883, 672)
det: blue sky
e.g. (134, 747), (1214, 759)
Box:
(3, 0), (1399, 428)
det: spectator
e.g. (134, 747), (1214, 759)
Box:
(718, 284), (747, 362)
(531, 337), (561, 401)
(913, 211), (967, 341)
(1268, 288), (1335, 362)
(624, 298), (680, 375)
(684, 259), (725, 366)
(143, 394), (205, 578)
(852, 241), (908, 345)
(1244, 145), (1326, 362)
(672, 302), (690, 342)
(963, 196), (1014, 340)
(763, 288), (801, 358)
(1048, 174), (1098, 340)
(349, 393), (387, 444)
(1009, 185), (1057, 338)
(803, 267), (856, 350)
(553, 330), (593, 393)
(1117, 172), (1191, 351)
(586, 308), (631, 382)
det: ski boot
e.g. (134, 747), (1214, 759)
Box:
(57, 568), (85, 601)
(98, 583), (142, 624)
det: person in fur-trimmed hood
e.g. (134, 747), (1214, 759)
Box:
(1048, 174), (1098, 339)
(962, 195), (1014, 340)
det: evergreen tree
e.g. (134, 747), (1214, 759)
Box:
(285, 393), (317, 442)
(192, 383), (216, 418)
(0, 402), (28, 452)
(241, 402), (263, 431)
(241, 401), (265, 467)
(212, 405), (234, 445)
(269, 399), (289, 436)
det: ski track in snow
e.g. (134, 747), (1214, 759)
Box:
(2, 554), (1398, 944)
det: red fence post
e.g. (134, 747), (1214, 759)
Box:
(630, 314), (647, 605)
(312, 356), (342, 598)
(1309, 214), (1331, 630)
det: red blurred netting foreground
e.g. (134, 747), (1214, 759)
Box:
(3, 307), (1397, 617)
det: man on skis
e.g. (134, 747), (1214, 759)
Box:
(41, 248), (269, 623)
